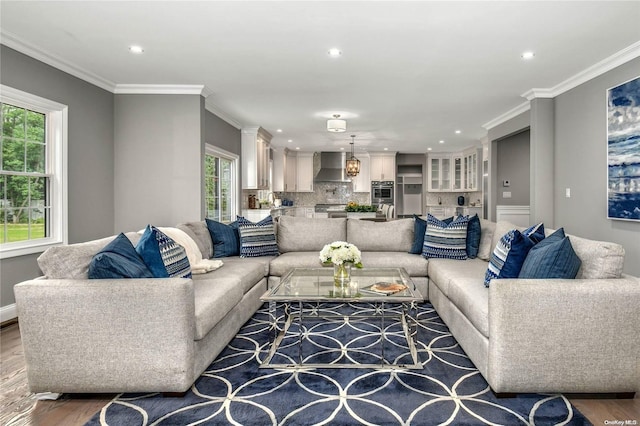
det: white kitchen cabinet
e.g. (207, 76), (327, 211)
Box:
(271, 147), (285, 192)
(241, 127), (272, 190)
(427, 206), (456, 219)
(427, 155), (451, 192)
(452, 154), (463, 191)
(464, 149), (480, 191)
(284, 151), (297, 192)
(296, 152), (314, 192)
(351, 154), (370, 192)
(369, 153), (396, 181)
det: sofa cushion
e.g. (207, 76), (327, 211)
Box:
(37, 232), (141, 279)
(237, 216), (279, 257)
(192, 274), (244, 340)
(269, 252), (328, 277)
(277, 216), (347, 253)
(347, 218), (413, 252)
(360, 252), (428, 277)
(490, 220), (520, 254)
(137, 225), (192, 279)
(519, 228), (581, 279)
(409, 215), (427, 254)
(477, 219), (495, 261)
(568, 234), (625, 279)
(466, 214), (481, 259)
(178, 221), (213, 259)
(206, 218), (241, 258)
(88, 233), (153, 279)
(428, 258), (489, 336)
(484, 229), (534, 287)
(422, 214), (469, 260)
(221, 256), (273, 279)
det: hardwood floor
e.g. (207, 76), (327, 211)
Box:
(2, 321), (639, 425)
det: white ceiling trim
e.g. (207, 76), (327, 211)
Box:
(114, 84), (208, 95)
(0, 30), (117, 93)
(482, 101), (530, 131)
(522, 40), (640, 100)
(204, 98), (243, 129)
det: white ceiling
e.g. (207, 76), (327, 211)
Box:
(1, 1), (639, 153)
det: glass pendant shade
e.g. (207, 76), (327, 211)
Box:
(327, 114), (347, 132)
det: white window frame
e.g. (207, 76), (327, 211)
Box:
(0, 85), (68, 259)
(204, 144), (238, 223)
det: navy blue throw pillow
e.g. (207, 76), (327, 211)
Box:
(409, 215), (427, 254)
(519, 228), (582, 279)
(466, 214), (481, 259)
(205, 218), (240, 258)
(89, 233), (153, 279)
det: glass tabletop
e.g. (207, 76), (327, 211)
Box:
(262, 267), (423, 302)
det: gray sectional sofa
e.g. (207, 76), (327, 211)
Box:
(14, 215), (639, 397)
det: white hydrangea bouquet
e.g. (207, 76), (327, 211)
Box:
(320, 241), (363, 286)
(319, 241), (363, 268)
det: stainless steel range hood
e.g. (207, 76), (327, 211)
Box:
(314, 152), (351, 183)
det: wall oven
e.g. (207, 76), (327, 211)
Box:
(371, 181), (394, 204)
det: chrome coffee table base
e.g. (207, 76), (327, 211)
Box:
(260, 300), (421, 370)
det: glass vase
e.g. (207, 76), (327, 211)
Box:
(333, 262), (352, 287)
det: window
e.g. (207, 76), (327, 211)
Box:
(205, 145), (238, 223)
(0, 85), (67, 259)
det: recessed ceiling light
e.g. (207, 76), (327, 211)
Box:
(287, 139), (293, 143)
(455, 130), (461, 134)
(427, 147), (433, 151)
(383, 148), (388, 151)
(521, 51), (535, 60)
(328, 48), (342, 57)
(129, 45), (144, 54)
(295, 147), (300, 150)
(276, 129), (283, 133)
(340, 147), (345, 150)
(439, 140), (445, 144)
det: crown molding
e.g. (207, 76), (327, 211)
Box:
(114, 84), (209, 95)
(482, 101), (530, 130)
(489, 40), (640, 126)
(548, 40), (640, 98)
(521, 88), (555, 101)
(204, 98), (243, 129)
(0, 30), (117, 93)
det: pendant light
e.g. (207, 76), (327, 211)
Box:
(345, 135), (361, 177)
(327, 114), (347, 132)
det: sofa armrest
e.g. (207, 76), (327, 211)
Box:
(14, 278), (196, 393)
(488, 277), (640, 394)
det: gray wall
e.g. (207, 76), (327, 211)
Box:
(0, 45), (114, 307)
(204, 110), (242, 215)
(554, 57), (640, 276)
(114, 94), (203, 231)
(496, 130), (531, 207)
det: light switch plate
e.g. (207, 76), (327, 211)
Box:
(565, 188), (571, 198)
(503, 191), (512, 198)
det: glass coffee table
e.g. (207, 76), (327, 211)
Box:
(260, 267), (424, 370)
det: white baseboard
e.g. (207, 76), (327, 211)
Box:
(1, 303), (18, 323)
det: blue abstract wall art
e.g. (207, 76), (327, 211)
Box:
(607, 76), (640, 221)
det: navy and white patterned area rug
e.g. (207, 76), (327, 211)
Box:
(86, 303), (591, 425)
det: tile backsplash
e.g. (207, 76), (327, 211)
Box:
(425, 191), (482, 206)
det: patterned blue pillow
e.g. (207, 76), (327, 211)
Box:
(422, 214), (469, 260)
(237, 215), (279, 258)
(89, 233), (153, 279)
(519, 228), (582, 279)
(205, 218), (240, 258)
(484, 229), (535, 287)
(466, 214), (481, 259)
(523, 222), (545, 244)
(136, 225), (192, 278)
